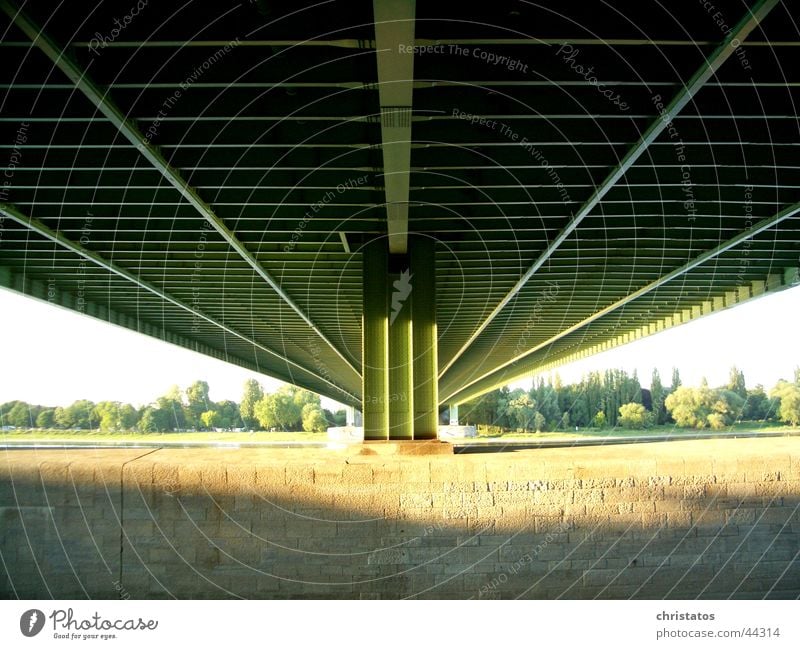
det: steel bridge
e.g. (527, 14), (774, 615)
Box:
(1, 0), (798, 439)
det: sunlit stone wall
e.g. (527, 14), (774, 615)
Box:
(2, 439), (798, 599)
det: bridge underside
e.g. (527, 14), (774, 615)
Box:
(1, 0), (799, 438)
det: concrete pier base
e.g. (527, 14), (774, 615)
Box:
(357, 440), (453, 456)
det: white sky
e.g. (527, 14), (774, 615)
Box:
(0, 284), (798, 409)
(515, 285), (800, 392)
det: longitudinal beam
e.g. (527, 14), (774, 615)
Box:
(442, 200), (800, 404)
(68, 39), (375, 49)
(373, 0), (415, 254)
(0, 203), (361, 405)
(0, 0), (360, 380)
(438, 0), (780, 379)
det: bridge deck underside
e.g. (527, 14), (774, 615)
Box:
(1, 0), (798, 407)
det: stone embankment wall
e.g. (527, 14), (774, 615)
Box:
(1, 438), (798, 598)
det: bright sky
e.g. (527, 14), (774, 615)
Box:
(0, 284), (798, 409)
(516, 285), (800, 392)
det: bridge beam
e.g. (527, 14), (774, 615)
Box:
(373, 0), (416, 254)
(437, 0), (780, 379)
(443, 196), (800, 405)
(0, 0), (360, 381)
(0, 203), (360, 405)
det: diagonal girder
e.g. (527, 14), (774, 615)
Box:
(373, 0), (415, 254)
(0, 202), (361, 405)
(0, 0), (360, 380)
(442, 200), (800, 405)
(438, 0), (780, 380)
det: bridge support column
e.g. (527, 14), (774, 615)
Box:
(411, 236), (438, 440)
(362, 239), (389, 440)
(361, 236), (439, 441)
(449, 403), (459, 426)
(388, 263), (414, 440)
(345, 406), (362, 427)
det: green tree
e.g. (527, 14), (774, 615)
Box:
(138, 408), (158, 433)
(66, 400), (97, 429)
(185, 380), (211, 429)
(7, 402), (32, 428)
(602, 369), (620, 426)
(507, 390), (536, 431)
(53, 406), (73, 429)
(665, 386), (706, 428)
(665, 380), (725, 429)
(727, 366), (747, 398)
(494, 386), (513, 429)
(592, 410), (606, 428)
(215, 400), (243, 430)
(707, 413), (727, 430)
(532, 379), (560, 428)
(532, 411), (546, 433)
(743, 385), (771, 421)
(564, 383), (588, 427)
(36, 409), (55, 428)
(293, 388), (319, 411)
(94, 401), (121, 431)
(621, 370), (642, 405)
(119, 404), (139, 430)
(240, 379), (263, 429)
(254, 386), (303, 431)
(253, 396), (277, 430)
(618, 402), (650, 428)
(301, 403), (328, 432)
(200, 410), (220, 430)
(583, 372), (604, 427)
(0, 401), (15, 422)
(770, 380), (800, 426)
(650, 368), (666, 425)
(713, 389), (745, 425)
(332, 409), (347, 426)
(670, 367), (682, 392)
(156, 386), (185, 431)
(463, 387), (510, 429)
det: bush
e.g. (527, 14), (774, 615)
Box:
(618, 402), (650, 429)
(706, 413), (727, 430)
(301, 404), (328, 433)
(667, 383), (745, 430)
(770, 381), (800, 426)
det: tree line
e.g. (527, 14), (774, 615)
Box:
(0, 379), (348, 433)
(2, 366), (799, 434)
(459, 366), (800, 432)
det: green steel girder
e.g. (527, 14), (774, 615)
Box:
(437, 0), (781, 379)
(0, 202), (361, 406)
(0, 0), (360, 381)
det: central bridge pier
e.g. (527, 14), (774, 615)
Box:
(1, 437), (799, 599)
